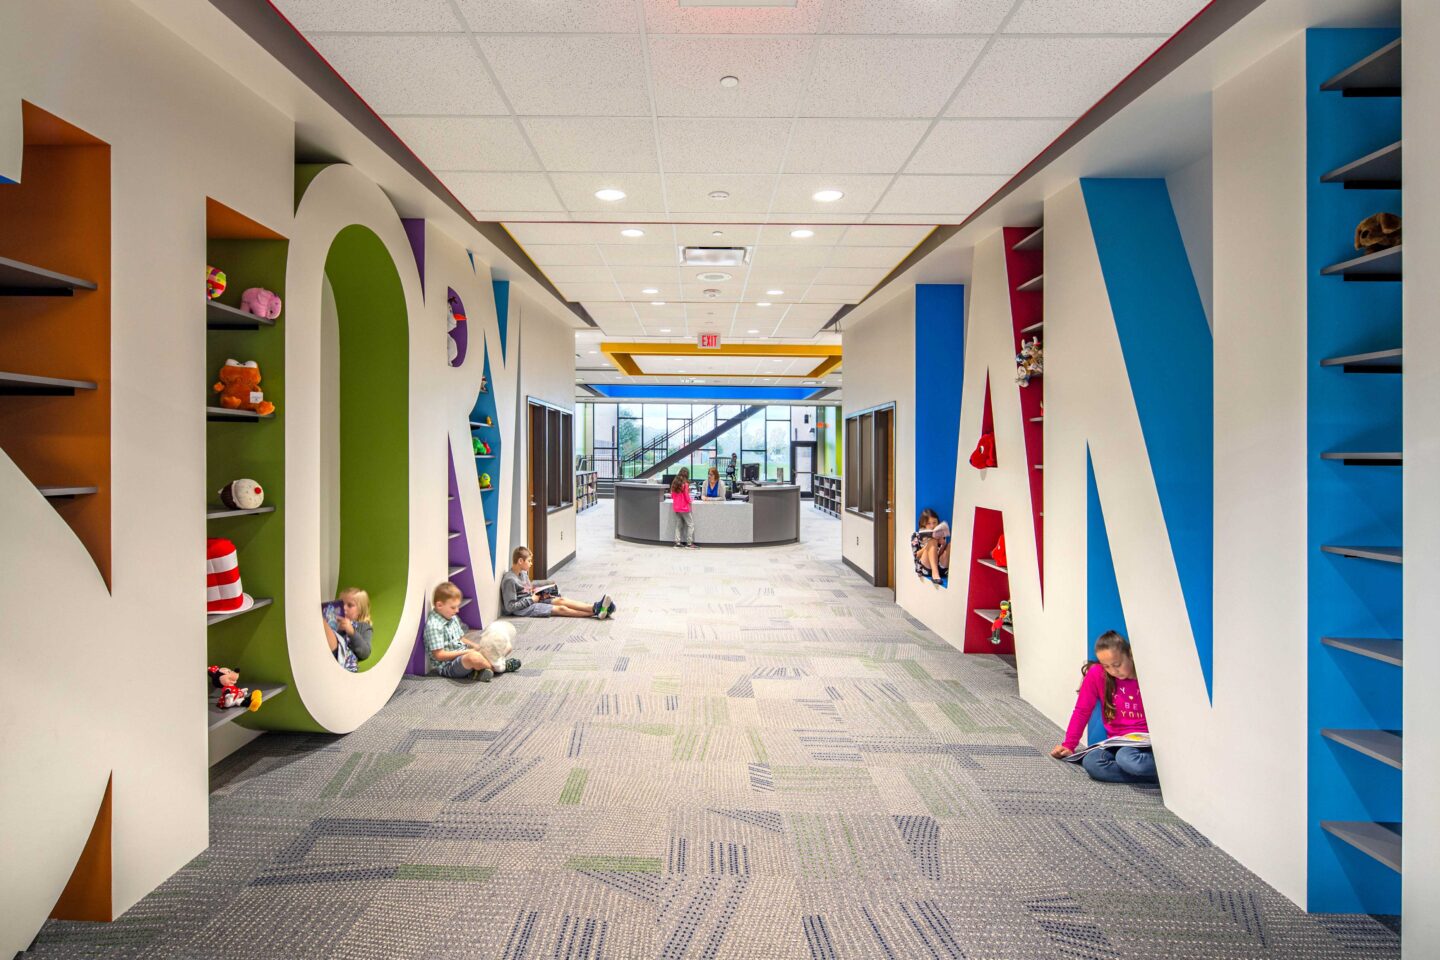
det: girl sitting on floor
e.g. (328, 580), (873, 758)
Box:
(1049, 631), (1157, 784)
(322, 587), (373, 672)
(911, 508), (951, 583)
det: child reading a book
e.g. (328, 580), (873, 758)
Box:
(322, 587), (373, 673)
(1049, 631), (1156, 783)
(911, 508), (951, 583)
(500, 546), (613, 619)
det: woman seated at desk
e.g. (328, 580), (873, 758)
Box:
(701, 465), (727, 501)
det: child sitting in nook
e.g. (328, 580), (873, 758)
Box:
(670, 473), (695, 548)
(1050, 631), (1157, 784)
(322, 587), (373, 673)
(424, 581), (517, 682)
(501, 546), (613, 618)
(912, 508), (951, 583)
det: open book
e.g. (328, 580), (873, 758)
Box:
(1062, 731), (1151, 762)
(533, 582), (560, 600)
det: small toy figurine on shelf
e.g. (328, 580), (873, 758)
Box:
(208, 664), (239, 688)
(206, 265), (227, 300)
(218, 478), (264, 511)
(481, 440), (491, 455)
(990, 600), (1012, 646)
(1016, 337), (1043, 386)
(479, 473), (493, 490)
(213, 359), (276, 416)
(1354, 211), (1401, 253)
(479, 375), (488, 394)
(482, 415), (494, 427)
(473, 435), (484, 455)
(216, 684), (263, 712)
(240, 286), (282, 320)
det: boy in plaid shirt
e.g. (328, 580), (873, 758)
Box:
(424, 582), (497, 681)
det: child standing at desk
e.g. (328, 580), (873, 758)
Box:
(670, 475), (695, 548)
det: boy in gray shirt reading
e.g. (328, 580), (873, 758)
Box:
(501, 546), (614, 619)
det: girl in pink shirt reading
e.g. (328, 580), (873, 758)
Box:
(670, 473), (694, 548)
(1049, 631), (1157, 784)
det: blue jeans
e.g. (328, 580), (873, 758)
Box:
(1081, 746), (1157, 784)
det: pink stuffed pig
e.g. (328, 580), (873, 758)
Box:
(239, 287), (282, 319)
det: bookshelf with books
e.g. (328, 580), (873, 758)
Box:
(813, 473), (841, 517)
(576, 469), (598, 513)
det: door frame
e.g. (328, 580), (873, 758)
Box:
(528, 401), (549, 578)
(872, 408), (895, 590)
(790, 440), (817, 498)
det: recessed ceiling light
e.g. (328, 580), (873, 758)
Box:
(678, 369), (686, 373)
(697, 272), (732, 282)
(595, 188), (626, 202)
(812, 189), (844, 203)
(748, 329), (760, 334)
(588, 350), (597, 354)
(660, 327), (672, 333)
(720, 76), (739, 88)
(766, 289), (784, 296)
(790, 229), (815, 239)
(757, 302), (772, 307)
(711, 230), (724, 237)
(772, 358), (784, 362)
(621, 228), (645, 238)
(642, 287), (659, 294)
(650, 301), (666, 306)
(708, 190), (730, 201)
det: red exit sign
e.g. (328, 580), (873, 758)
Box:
(698, 332), (722, 349)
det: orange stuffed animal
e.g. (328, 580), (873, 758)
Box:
(213, 359), (275, 416)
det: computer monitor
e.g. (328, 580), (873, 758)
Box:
(661, 473), (677, 488)
(742, 463), (760, 483)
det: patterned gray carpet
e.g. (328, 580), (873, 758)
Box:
(34, 502), (1399, 959)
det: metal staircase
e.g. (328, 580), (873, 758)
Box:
(636, 405), (765, 480)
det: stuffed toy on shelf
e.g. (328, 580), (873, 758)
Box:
(1355, 212), (1401, 253)
(990, 600), (1012, 646)
(208, 664), (239, 689)
(206, 265), (227, 300)
(479, 473), (493, 490)
(218, 479), (264, 511)
(216, 684), (263, 712)
(969, 433), (997, 470)
(239, 287), (282, 319)
(1015, 337), (1043, 386)
(213, 359), (276, 416)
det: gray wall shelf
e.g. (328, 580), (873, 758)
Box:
(1016, 274), (1044, 293)
(1320, 728), (1403, 769)
(1012, 226), (1044, 251)
(206, 406), (273, 422)
(1320, 348), (1401, 373)
(38, 485), (98, 499)
(1319, 37), (1401, 96)
(0, 371), (98, 395)
(1321, 636), (1402, 667)
(1320, 140), (1401, 189)
(206, 504), (275, 520)
(976, 558), (1008, 575)
(207, 682), (287, 731)
(1321, 245), (1401, 281)
(1320, 820), (1401, 873)
(207, 596), (273, 626)
(0, 255), (97, 296)
(972, 609), (1013, 635)
(206, 298), (275, 330)
(1020, 320), (1044, 334)
(1321, 544), (1402, 563)
(1321, 451), (1401, 465)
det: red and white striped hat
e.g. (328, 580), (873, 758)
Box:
(206, 538), (254, 614)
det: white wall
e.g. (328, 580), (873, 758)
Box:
(1209, 32), (1310, 906)
(515, 290), (578, 567)
(1402, 0), (1440, 951)
(839, 287), (913, 581)
(1168, 148), (1215, 329)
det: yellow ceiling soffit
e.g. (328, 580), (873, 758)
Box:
(599, 341), (842, 380)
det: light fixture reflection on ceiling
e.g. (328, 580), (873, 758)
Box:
(650, 301), (666, 306)
(696, 272), (732, 282)
(642, 288), (659, 294)
(660, 327), (672, 333)
(766, 289), (783, 296)
(595, 188), (626, 201)
(757, 302), (771, 307)
(708, 190), (730, 200)
(621, 228), (645, 237)
(812, 189), (844, 202)
(719, 75), (739, 88)
(711, 230), (724, 237)
(790, 229), (814, 239)
(748, 329), (760, 334)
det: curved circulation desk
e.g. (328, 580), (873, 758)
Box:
(614, 481), (801, 546)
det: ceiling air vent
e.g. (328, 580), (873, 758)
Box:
(681, 246), (750, 267)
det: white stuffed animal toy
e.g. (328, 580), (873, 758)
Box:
(465, 620), (521, 674)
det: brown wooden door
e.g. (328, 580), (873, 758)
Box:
(872, 409), (894, 590)
(528, 402), (548, 578)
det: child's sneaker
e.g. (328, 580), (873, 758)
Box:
(673, 542), (683, 549)
(478, 668), (494, 683)
(505, 657), (522, 672)
(605, 597), (618, 616)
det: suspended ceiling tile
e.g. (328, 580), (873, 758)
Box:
(608, 265), (683, 285)
(658, 118), (793, 174)
(666, 173), (778, 213)
(906, 117), (1071, 175)
(272, 0), (463, 32)
(386, 117), (538, 172)
(642, 0), (824, 34)
(445, 172), (566, 211)
(309, 35), (509, 115)
(549, 172), (667, 213)
(769, 174), (892, 216)
(521, 117), (659, 173)
(673, 223), (762, 246)
(503, 221), (601, 244)
(455, 0), (639, 32)
(478, 35), (651, 116)
(583, 210), (676, 223)
(821, 0), (1011, 34)
(755, 224), (847, 245)
(813, 266), (889, 286)
(742, 268), (819, 289)
(781, 119), (930, 174)
(648, 36), (815, 118)
(1005, 0), (1207, 34)
(599, 243), (681, 266)
(522, 243), (607, 266)
(476, 211), (572, 223)
(779, 302), (839, 321)
(635, 302), (689, 320)
(616, 284), (685, 303)
(541, 265), (619, 284)
(837, 223), (933, 246)
(825, 245), (913, 268)
(583, 301), (639, 318)
(747, 245), (833, 270)
(555, 281), (623, 301)
(946, 36), (1167, 118)
(801, 37), (986, 118)
(681, 282), (745, 302)
(872, 174), (1009, 215)
(802, 284), (873, 302)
